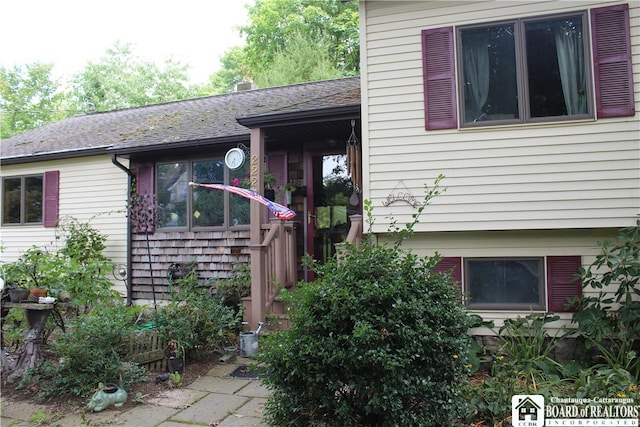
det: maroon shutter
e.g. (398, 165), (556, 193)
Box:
(547, 256), (582, 312)
(135, 163), (155, 233)
(422, 27), (457, 130)
(434, 256), (462, 298)
(43, 170), (59, 227)
(591, 4), (635, 118)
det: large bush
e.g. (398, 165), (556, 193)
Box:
(36, 303), (147, 398)
(571, 219), (640, 383)
(259, 178), (473, 426)
(152, 269), (241, 357)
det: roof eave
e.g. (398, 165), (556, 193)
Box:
(0, 146), (112, 166)
(237, 104), (361, 128)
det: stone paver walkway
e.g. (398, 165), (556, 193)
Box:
(0, 358), (269, 427)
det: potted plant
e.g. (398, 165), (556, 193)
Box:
(280, 183), (297, 206)
(264, 172), (277, 201)
(165, 340), (185, 375)
(2, 247), (54, 301)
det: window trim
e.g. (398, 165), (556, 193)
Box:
(464, 256), (546, 311)
(1, 172), (59, 227)
(422, 4), (634, 130)
(456, 11), (594, 128)
(155, 158), (250, 231)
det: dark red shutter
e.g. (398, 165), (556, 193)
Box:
(43, 170), (59, 227)
(434, 256), (462, 297)
(591, 4), (635, 118)
(422, 27), (457, 130)
(135, 163), (155, 233)
(547, 256), (582, 312)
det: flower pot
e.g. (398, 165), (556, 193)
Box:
(167, 356), (184, 374)
(29, 288), (47, 301)
(8, 288), (30, 302)
(58, 291), (71, 302)
(264, 188), (275, 201)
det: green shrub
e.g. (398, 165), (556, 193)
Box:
(1, 216), (121, 310)
(215, 262), (251, 312)
(36, 303), (146, 398)
(570, 220), (640, 380)
(152, 270), (241, 357)
(259, 177), (474, 426)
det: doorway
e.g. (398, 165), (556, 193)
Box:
(305, 151), (361, 279)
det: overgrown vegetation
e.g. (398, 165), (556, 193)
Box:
(152, 268), (242, 359)
(259, 177), (475, 426)
(2, 216), (121, 311)
(570, 219), (640, 393)
(462, 220), (640, 425)
(1, 216), (242, 401)
(36, 304), (147, 398)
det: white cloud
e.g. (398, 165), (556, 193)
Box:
(1, 0), (251, 84)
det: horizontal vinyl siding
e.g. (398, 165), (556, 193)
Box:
(362, 0), (640, 233)
(384, 228), (619, 333)
(0, 156), (129, 295)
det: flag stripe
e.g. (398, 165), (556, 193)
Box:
(189, 182), (296, 220)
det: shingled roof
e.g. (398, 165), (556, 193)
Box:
(1, 77), (360, 164)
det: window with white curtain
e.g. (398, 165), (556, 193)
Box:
(458, 13), (590, 125)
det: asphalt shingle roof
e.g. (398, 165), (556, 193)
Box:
(1, 77), (360, 162)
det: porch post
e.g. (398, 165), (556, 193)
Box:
(249, 127), (265, 329)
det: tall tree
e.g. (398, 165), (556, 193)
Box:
(69, 42), (195, 113)
(0, 63), (66, 139)
(239, 0), (359, 83)
(254, 32), (342, 87)
(197, 46), (249, 96)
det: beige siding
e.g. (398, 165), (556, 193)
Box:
(380, 227), (619, 333)
(361, 0), (640, 233)
(0, 155), (129, 295)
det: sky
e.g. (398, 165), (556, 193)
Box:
(0, 0), (252, 85)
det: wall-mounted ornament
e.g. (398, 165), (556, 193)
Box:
(382, 181), (418, 208)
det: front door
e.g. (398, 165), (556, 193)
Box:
(305, 151), (360, 280)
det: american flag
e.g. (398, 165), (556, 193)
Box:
(188, 182), (296, 221)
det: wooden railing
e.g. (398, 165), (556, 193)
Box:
(345, 214), (363, 246)
(336, 214), (364, 262)
(247, 220), (296, 327)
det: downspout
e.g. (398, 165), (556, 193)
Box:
(111, 154), (134, 306)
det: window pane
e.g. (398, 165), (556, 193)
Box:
(193, 160), (224, 227)
(461, 25), (518, 123)
(24, 176), (43, 223)
(230, 162), (250, 226)
(526, 16), (587, 118)
(2, 177), (22, 224)
(467, 259), (543, 308)
(157, 162), (188, 227)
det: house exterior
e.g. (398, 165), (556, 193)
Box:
(359, 0), (638, 333)
(1, 78), (361, 318)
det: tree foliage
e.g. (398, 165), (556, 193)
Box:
(0, 63), (66, 138)
(240, 0), (359, 82)
(69, 42), (195, 113)
(253, 32), (342, 87)
(197, 46), (249, 96)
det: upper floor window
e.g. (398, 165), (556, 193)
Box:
(422, 4), (634, 130)
(459, 14), (589, 125)
(1, 171), (59, 227)
(156, 158), (250, 229)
